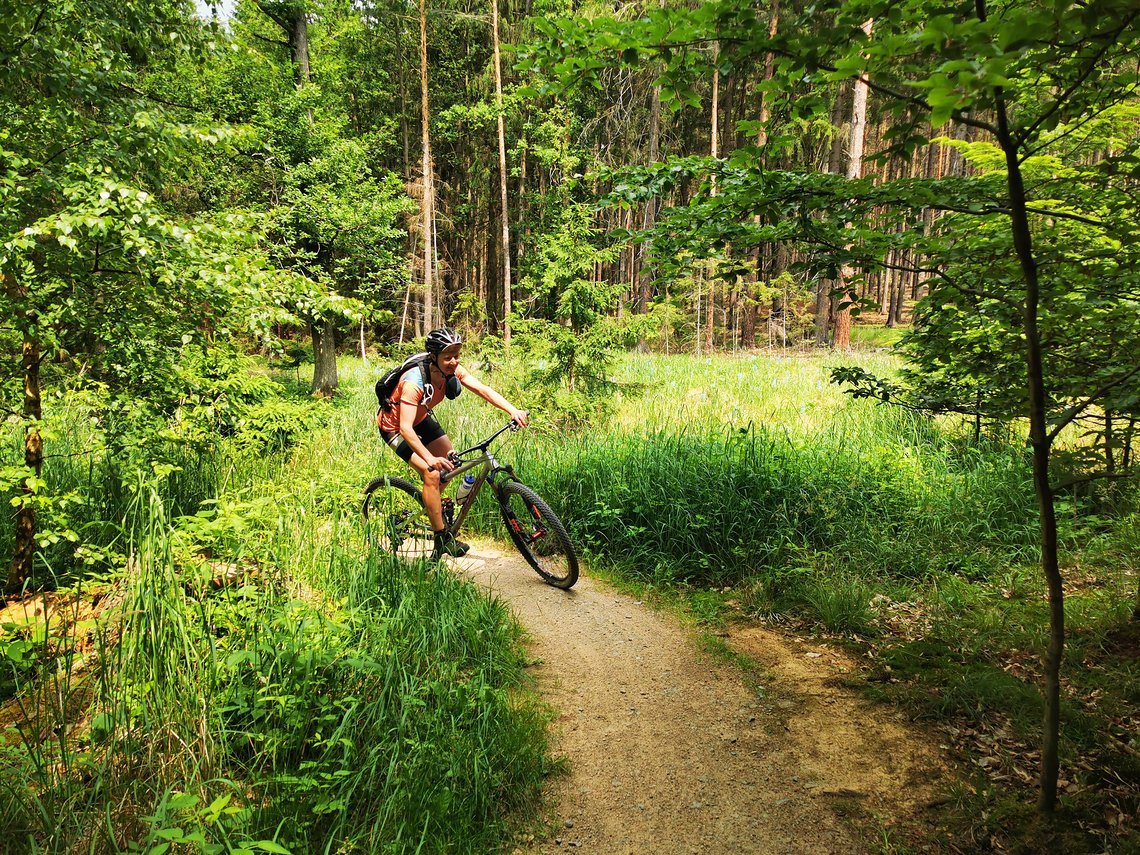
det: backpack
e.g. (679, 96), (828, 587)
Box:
(375, 352), (462, 411)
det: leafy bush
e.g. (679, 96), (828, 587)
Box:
(231, 398), (328, 452)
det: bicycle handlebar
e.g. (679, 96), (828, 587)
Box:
(454, 419), (520, 459)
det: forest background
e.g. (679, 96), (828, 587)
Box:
(1, 0), (1138, 852)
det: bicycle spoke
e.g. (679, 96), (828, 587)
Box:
(363, 477), (434, 558)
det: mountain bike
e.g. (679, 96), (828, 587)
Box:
(362, 421), (579, 589)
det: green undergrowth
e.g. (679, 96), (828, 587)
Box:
(2, 362), (552, 853)
(510, 417), (1041, 589)
(483, 351), (1139, 853)
(5, 350), (1137, 853)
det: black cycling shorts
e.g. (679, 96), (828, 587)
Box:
(379, 414), (447, 463)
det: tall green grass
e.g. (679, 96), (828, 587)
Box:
(468, 349), (1135, 854)
(5, 349), (1136, 853)
(2, 364), (551, 854)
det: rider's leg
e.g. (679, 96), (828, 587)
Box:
(422, 435), (469, 558)
(407, 453), (446, 531)
(382, 419), (466, 558)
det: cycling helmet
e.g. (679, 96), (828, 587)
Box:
(425, 327), (463, 354)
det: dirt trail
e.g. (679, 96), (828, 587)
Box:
(455, 541), (951, 854)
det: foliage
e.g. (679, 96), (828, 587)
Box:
(1, 405), (550, 853)
(512, 202), (640, 424)
(264, 138), (413, 328)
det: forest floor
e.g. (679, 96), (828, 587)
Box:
(454, 540), (955, 855)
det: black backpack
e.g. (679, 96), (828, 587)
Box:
(375, 352), (461, 411)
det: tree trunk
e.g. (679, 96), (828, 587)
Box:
(747, 0), (779, 351)
(491, 0), (512, 345)
(817, 82), (849, 345)
(260, 3), (343, 392)
(695, 269), (702, 356)
(310, 318), (339, 397)
(833, 19), (873, 351)
(638, 85), (661, 331)
(419, 0), (435, 330)
(8, 317), (43, 594)
(986, 30), (1062, 813)
(289, 6), (311, 85)
(518, 135), (528, 271)
(706, 46), (719, 354)
(399, 34), (410, 184)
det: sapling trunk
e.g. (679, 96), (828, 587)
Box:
(990, 53), (1063, 813)
(9, 323), (43, 593)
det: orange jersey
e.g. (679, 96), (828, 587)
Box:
(376, 363), (468, 433)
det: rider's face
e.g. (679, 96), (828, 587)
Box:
(438, 344), (462, 375)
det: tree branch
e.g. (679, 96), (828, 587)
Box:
(252, 0), (290, 33)
(1022, 206), (1105, 228)
(118, 83), (198, 111)
(1053, 469), (1138, 492)
(758, 43), (1001, 136)
(1018, 10), (1140, 145)
(251, 31), (291, 48)
(1021, 80), (1140, 162)
(23, 136), (100, 180)
(4, 3), (49, 58)
(1048, 362), (1140, 443)
(935, 200), (1107, 229)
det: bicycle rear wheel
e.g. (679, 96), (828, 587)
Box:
(497, 481), (578, 589)
(362, 476), (434, 558)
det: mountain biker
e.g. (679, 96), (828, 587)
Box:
(376, 327), (528, 560)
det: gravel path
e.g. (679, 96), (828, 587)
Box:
(455, 541), (948, 854)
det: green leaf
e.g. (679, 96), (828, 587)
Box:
(249, 842), (292, 854)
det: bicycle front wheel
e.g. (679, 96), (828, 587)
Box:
(497, 481), (579, 589)
(363, 475), (434, 558)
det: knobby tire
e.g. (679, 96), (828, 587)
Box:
(497, 481), (579, 589)
(362, 475), (434, 558)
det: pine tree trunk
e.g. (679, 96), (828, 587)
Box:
(833, 19), (873, 351)
(518, 136), (528, 271)
(638, 85), (661, 336)
(491, 0), (512, 345)
(817, 81), (849, 345)
(399, 38), (410, 182)
(419, 0), (435, 331)
(746, 0), (779, 350)
(706, 47), (719, 354)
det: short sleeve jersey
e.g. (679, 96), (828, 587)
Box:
(377, 363), (468, 434)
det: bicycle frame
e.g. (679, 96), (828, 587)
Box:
(437, 422), (519, 535)
(364, 418), (578, 588)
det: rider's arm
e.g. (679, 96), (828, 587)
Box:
(460, 371), (528, 427)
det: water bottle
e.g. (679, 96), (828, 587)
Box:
(455, 473), (477, 504)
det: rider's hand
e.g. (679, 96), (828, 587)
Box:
(428, 454), (455, 473)
(509, 408), (529, 429)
